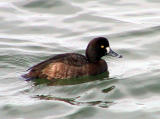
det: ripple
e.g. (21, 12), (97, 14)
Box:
(0, 0), (160, 119)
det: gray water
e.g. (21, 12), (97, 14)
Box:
(1, 0), (160, 119)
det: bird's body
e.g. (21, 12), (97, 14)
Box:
(23, 37), (122, 80)
(24, 53), (107, 80)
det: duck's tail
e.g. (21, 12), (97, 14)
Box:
(22, 69), (39, 81)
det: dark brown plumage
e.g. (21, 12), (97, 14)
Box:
(23, 37), (122, 80)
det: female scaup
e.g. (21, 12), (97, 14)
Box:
(23, 37), (122, 80)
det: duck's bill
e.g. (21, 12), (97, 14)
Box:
(107, 48), (122, 58)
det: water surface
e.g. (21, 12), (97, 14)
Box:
(1, 0), (160, 119)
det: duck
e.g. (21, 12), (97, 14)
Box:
(23, 37), (122, 80)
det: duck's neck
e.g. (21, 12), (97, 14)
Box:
(85, 53), (101, 63)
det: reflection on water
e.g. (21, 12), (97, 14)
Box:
(35, 93), (113, 108)
(1, 0), (160, 119)
(31, 71), (109, 86)
(31, 72), (114, 108)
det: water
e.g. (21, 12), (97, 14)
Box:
(1, 0), (160, 119)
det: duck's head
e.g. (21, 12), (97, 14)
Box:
(86, 37), (122, 63)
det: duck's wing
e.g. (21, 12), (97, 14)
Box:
(23, 53), (88, 80)
(28, 53), (88, 71)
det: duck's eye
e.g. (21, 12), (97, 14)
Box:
(100, 45), (104, 48)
